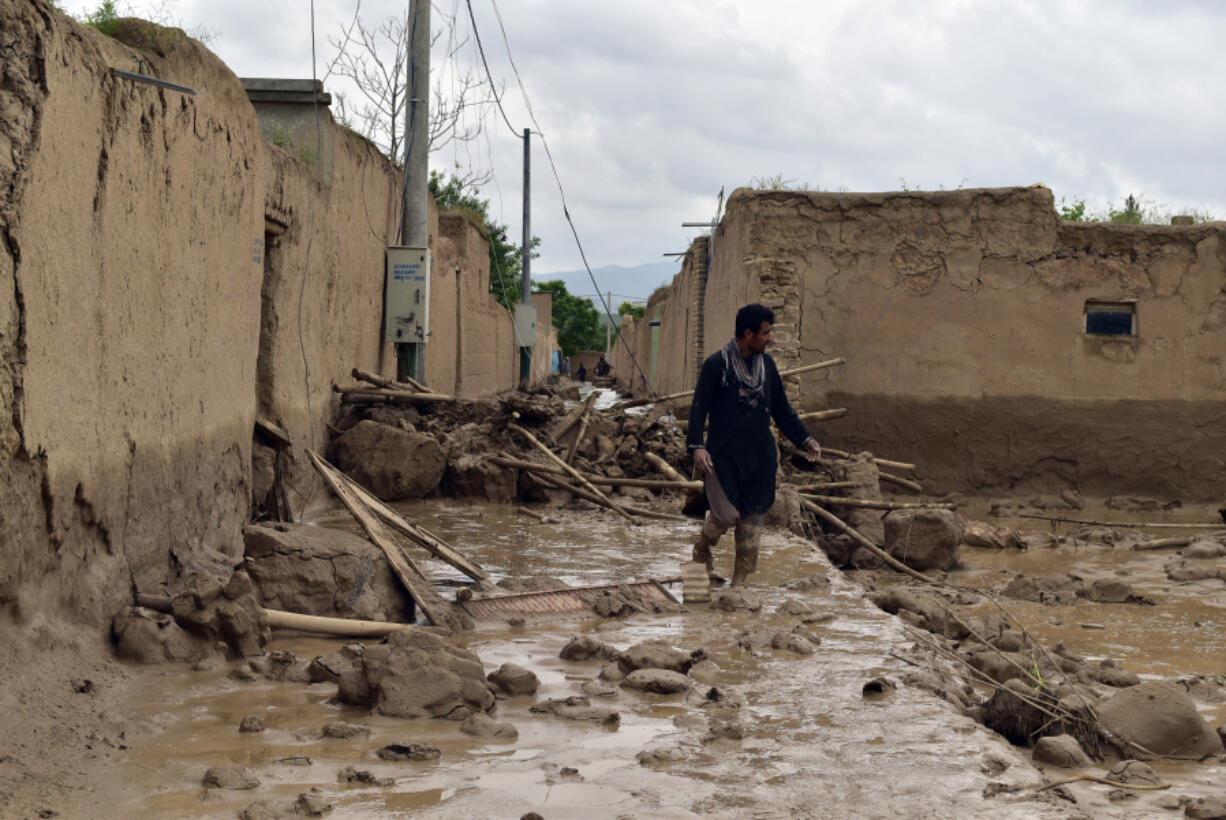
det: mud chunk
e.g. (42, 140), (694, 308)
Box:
(338, 767), (391, 786)
(320, 721), (369, 739)
(617, 640), (694, 674)
(990, 630), (1027, 653)
(244, 523), (414, 623)
(637, 746), (689, 765)
(1105, 495), (1165, 512)
(776, 599), (831, 623)
(1183, 540), (1226, 560)
(781, 573), (830, 591)
(579, 681), (619, 699)
(239, 801), (288, 820)
(622, 669), (692, 694)
(1186, 796), (1226, 820)
(309, 645), (363, 683)
(112, 606), (212, 664)
(488, 662), (541, 696)
(1000, 572), (1084, 606)
(1088, 578), (1152, 605)
(770, 631), (816, 655)
(559, 635), (619, 662)
(239, 715), (265, 733)
(530, 696), (620, 726)
(598, 662), (626, 683)
(883, 509), (964, 571)
(377, 743), (441, 761)
(711, 588), (762, 612)
(1106, 759), (1163, 786)
(460, 712), (518, 740)
(295, 790), (333, 816)
(1017, 530), (1059, 550)
(703, 720), (746, 742)
(203, 763), (260, 790)
(328, 420), (445, 500)
(444, 454), (517, 502)
(1165, 559), (1223, 582)
(963, 522), (1023, 550)
(1033, 735), (1092, 768)
(592, 589), (641, 617)
(966, 649), (1027, 685)
(337, 630), (494, 720)
(1097, 682), (1225, 758)
(1091, 660), (1141, 688)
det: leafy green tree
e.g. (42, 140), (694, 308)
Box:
(1108, 194), (1145, 224)
(617, 301), (645, 320)
(1058, 198), (1091, 222)
(429, 171), (538, 311)
(536, 280), (604, 355)
(83, 0), (119, 35)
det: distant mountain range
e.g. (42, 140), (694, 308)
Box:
(532, 260), (681, 309)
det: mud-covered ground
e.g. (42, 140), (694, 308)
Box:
(26, 498), (1215, 820)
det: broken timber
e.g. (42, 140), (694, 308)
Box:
(490, 454), (702, 491)
(507, 423), (636, 523)
(616, 356), (846, 409)
(533, 471), (688, 522)
(821, 447), (917, 474)
(334, 386), (458, 404)
(459, 579), (679, 621)
(331, 467), (487, 581)
(549, 390), (595, 443)
(307, 450), (456, 628)
(351, 366), (428, 393)
(564, 391), (597, 464)
(800, 494), (955, 511)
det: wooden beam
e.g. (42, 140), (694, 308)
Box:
(333, 386), (457, 404)
(796, 408), (848, 423)
(307, 451), (455, 628)
(821, 447), (917, 474)
(800, 494), (955, 511)
(254, 417), (292, 448)
(564, 392), (597, 464)
(352, 367), (428, 393)
(507, 423), (636, 523)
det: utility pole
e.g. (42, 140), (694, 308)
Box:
(517, 127), (533, 383)
(397, 0), (430, 383)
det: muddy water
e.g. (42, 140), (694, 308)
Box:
(113, 499), (1224, 819)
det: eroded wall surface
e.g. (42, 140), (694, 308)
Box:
(621, 185), (1226, 499)
(0, 5), (265, 631)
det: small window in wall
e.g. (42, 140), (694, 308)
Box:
(1084, 300), (1136, 336)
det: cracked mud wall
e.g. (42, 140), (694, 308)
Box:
(0, 2), (265, 635)
(626, 184), (1226, 499)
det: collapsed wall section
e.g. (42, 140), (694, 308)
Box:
(0, 3), (266, 633)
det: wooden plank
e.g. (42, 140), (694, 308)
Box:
(254, 417), (292, 448)
(333, 469), (488, 581)
(564, 392), (597, 464)
(333, 386), (458, 404)
(550, 390), (595, 444)
(351, 366), (428, 393)
(307, 451), (455, 628)
(800, 494), (955, 511)
(508, 423), (636, 523)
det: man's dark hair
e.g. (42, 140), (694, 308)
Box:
(735, 303), (775, 338)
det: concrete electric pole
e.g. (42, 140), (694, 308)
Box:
(398, 0), (430, 383)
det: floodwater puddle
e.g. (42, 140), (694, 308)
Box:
(112, 499), (1225, 818)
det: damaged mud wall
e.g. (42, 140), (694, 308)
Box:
(0, 3), (265, 634)
(622, 185), (1226, 500)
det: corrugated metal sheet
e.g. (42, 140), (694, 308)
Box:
(460, 579), (680, 621)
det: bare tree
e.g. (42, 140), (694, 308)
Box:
(327, 5), (495, 186)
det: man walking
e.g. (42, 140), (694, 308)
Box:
(687, 303), (821, 586)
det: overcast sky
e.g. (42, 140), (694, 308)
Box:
(121, 0), (1226, 289)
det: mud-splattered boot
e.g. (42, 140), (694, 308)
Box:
(692, 520), (729, 585)
(730, 522), (760, 587)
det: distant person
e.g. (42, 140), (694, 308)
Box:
(686, 303), (820, 587)
(577, 363), (586, 383)
(594, 356), (610, 377)
(560, 356), (571, 377)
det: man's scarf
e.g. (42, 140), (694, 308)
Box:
(721, 337), (766, 408)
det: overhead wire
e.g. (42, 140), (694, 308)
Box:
(463, 0), (520, 138)
(484, 0), (656, 395)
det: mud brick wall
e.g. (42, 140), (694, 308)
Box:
(0, 5), (266, 631)
(621, 184), (1226, 500)
(0, 2), (557, 637)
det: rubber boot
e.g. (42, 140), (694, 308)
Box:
(692, 520), (729, 585)
(730, 522), (760, 587)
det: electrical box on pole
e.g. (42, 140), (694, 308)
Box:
(514, 302), (537, 350)
(384, 246), (430, 344)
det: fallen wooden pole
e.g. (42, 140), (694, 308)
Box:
(1013, 513), (1224, 530)
(334, 386), (458, 404)
(517, 506), (548, 522)
(307, 451), (455, 628)
(490, 455), (702, 491)
(549, 391), (595, 443)
(535, 472), (688, 522)
(793, 481), (859, 493)
(565, 392), (597, 464)
(801, 499), (933, 584)
(821, 447), (917, 474)
(332, 468), (487, 581)
(645, 452), (696, 487)
(265, 609), (419, 638)
(801, 494), (955, 511)
(507, 423), (636, 523)
(616, 357), (847, 409)
(351, 367), (428, 393)
(796, 408), (848, 423)
(1131, 531), (1226, 551)
(879, 472), (923, 492)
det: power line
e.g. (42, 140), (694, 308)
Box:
(484, 0), (657, 395)
(463, 0), (520, 138)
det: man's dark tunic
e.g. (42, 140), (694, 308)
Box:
(686, 349), (810, 516)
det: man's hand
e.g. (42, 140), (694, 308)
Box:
(803, 438), (822, 463)
(692, 447), (714, 476)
